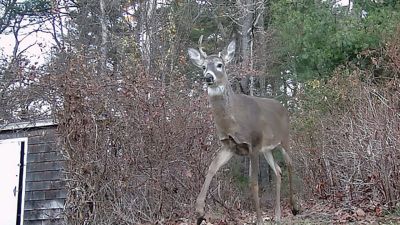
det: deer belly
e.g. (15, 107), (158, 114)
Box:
(234, 143), (250, 156)
(221, 136), (250, 156)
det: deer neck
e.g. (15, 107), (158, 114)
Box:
(207, 81), (234, 100)
(207, 82), (236, 124)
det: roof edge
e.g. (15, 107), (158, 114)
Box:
(0, 119), (57, 131)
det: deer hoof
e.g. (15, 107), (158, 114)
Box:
(292, 207), (300, 215)
(291, 202), (301, 215)
(196, 217), (206, 225)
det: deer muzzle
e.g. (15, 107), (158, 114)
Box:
(205, 73), (214, 85)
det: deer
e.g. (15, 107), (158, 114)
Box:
(188, 37), (299, 225)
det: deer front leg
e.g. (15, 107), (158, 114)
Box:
(196, 148), (233, 224)
(263, 150), (282, 223)
(250, 153), (263, 225)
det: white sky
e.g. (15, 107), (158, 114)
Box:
(334, 0), (353, 10)
(0, 24), (53, 64)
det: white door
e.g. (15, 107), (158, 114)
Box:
(0, 138), (27, 225)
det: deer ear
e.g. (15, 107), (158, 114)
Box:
(188, 48), (204, 68)
(222, 40), (235, 64)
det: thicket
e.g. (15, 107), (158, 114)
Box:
(51, 30), (400, 224)
(46, 49), (248, 224)
(291, 27), (400, 214)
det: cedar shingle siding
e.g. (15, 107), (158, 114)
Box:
(0, 123), (66, 225)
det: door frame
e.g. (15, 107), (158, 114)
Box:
(0, 137), (28, 225)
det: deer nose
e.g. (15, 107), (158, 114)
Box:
(205, 73), (214, 83)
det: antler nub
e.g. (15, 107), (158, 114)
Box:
(198, 35), (207, 58)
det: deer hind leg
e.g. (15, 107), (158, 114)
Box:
(280, 142), (299, 215)
(249, 153), (263, 225)
(195, 148), (233, 224)
(263, 150), (282, 223)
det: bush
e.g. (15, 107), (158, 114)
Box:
(291, 31), (400, 212)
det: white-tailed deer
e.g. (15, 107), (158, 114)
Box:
(188, 37), (299, 225)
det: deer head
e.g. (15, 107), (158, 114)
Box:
(188, 38), (235, 95)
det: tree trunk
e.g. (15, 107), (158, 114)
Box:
(240, 0), (253, 66)
(238, 0), (254, 95)
(139, 0), (157, 74)
(99, 0), (108, 75)
(254, 0), (268, 97)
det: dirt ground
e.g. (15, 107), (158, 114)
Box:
(165, 200), (400, 225)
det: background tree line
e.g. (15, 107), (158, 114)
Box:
(0, 0), (399, 223)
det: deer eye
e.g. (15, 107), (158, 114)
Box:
(202, 66), (206, 70)
(216, 63), (223, 69)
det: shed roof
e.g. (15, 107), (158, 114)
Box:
(0, 119), (57, 131)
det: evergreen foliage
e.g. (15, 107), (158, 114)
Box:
(270, 0), (400, 81)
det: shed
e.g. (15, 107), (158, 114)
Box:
(0, 120), (66, 225)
